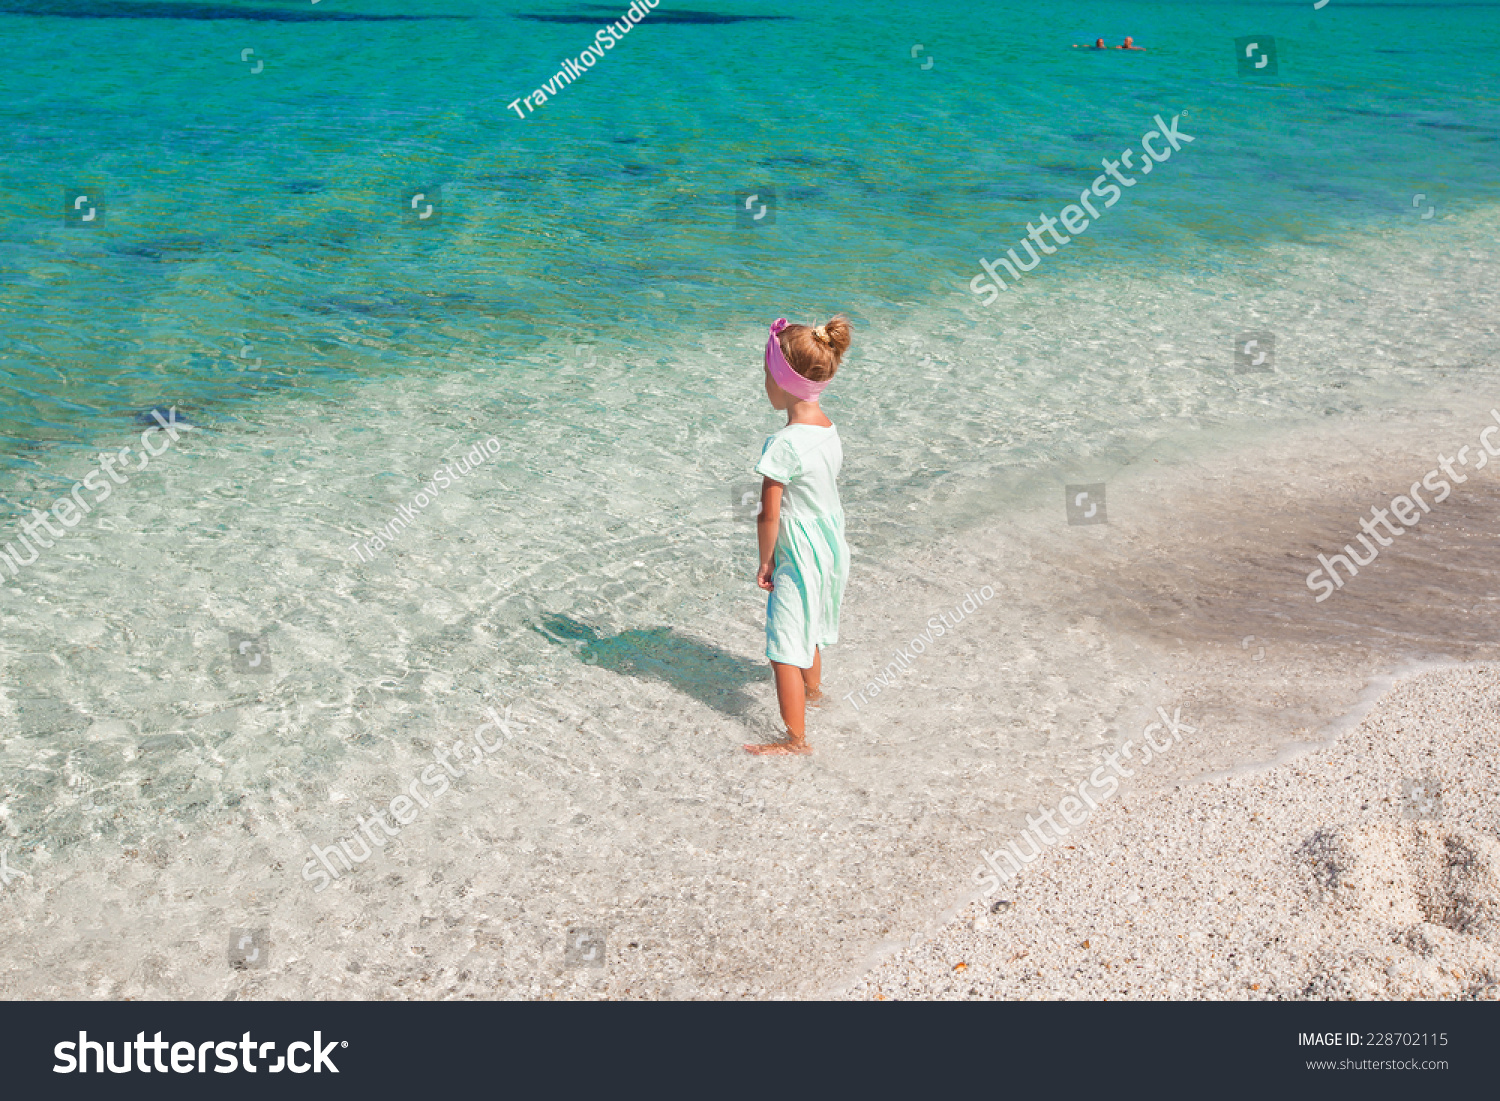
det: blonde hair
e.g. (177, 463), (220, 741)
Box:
(777, 315), (852, 383)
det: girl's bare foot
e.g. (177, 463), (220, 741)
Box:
(744, 735), (812, 756)
(805, 684), (824, 708)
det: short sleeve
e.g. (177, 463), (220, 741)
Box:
(754, 435), (802, 485)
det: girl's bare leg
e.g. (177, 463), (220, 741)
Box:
(802, 647), (822, 704)
(745, 659), (813, 755)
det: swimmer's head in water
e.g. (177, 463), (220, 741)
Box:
(1122, 36), (1135, 48)
(1096, 38), (1105, 48)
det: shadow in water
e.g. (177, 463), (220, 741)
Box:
(534, 614), (765, 718)
(5, 1), (464, 20)
(517, 8), (790, 24)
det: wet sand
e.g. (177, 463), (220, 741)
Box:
(841, 662), (1500, 1001)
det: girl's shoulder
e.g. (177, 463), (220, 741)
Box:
(765, 423), (836, 450)
(775, 421), (838, 438)
(769, 423), (839, 462)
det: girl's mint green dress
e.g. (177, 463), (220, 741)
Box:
(755, 424), (849, 669)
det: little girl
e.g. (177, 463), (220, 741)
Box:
(744, 315), (852, 756)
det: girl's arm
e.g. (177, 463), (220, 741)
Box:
(756, 478), (784, 591)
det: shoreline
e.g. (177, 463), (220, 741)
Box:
(839, 661), (1500, 1001)
(826, 657), (1441, 999)
(7, 400), (1500, 1000)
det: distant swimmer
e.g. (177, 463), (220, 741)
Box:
(1117, 36), (1145, 50)
(1073, 37), (1109, 49)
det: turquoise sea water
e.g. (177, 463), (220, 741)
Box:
(2, 0), (1497, 467)
(1, 1), (1498, 997)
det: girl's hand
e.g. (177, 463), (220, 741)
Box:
(755, 478), (783, 593)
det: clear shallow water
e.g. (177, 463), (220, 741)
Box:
(0, 0), (1498, 997)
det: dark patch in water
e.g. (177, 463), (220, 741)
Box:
(282, 180), (327, 195)
(518, 9), (790, 24)
(108, 237), (214, 262)
(4, 0), (464, 20)
(307, 295), (417, 319)
(467, 170), (546, 188)
(1418, 120), (1489, 133)
(613, 136), (642, 145)
(621, 163), (654, 177)
(305, 292), (478, 320)
(133, 405), (196, 427)
(761, 153), (826, 169)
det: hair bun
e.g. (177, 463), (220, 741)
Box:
(776, 314), (852, 384)
(818, 315), (852, 358)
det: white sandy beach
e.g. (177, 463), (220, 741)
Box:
(0, 209), (1495, 1001)
(842, 663), (1500, 1000)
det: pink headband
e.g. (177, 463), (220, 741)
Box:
(765, 318), (830, 403)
